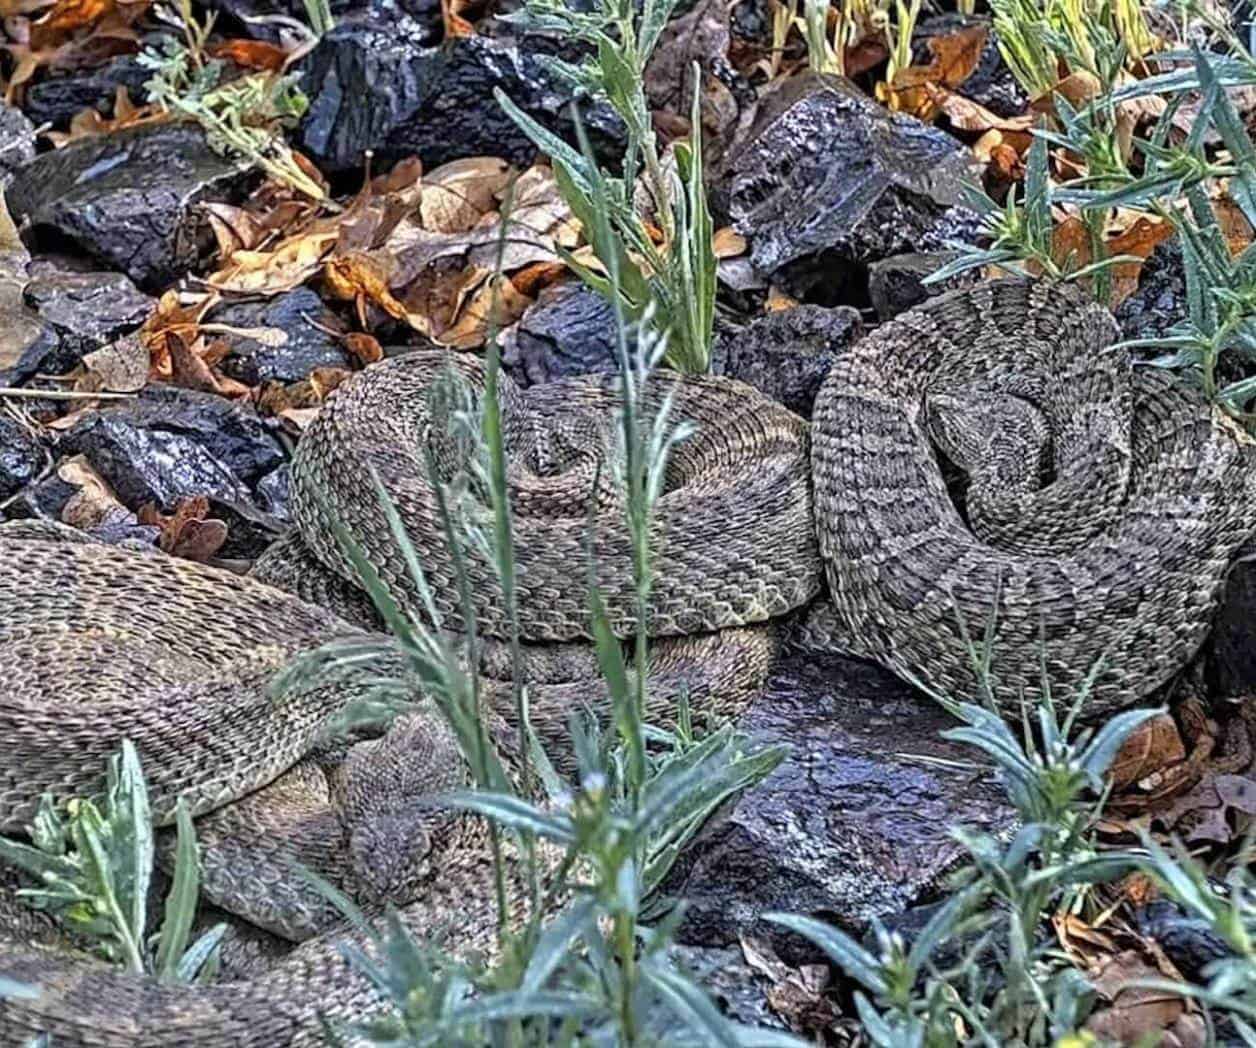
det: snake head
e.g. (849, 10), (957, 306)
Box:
(337, 709), (468, 902)
(925, 387), (1051, 487)
(349, 802), (456, 902)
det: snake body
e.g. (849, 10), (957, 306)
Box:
(3, 278), (1255, 1043)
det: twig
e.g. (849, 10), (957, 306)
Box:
(0, 388), (137, 401)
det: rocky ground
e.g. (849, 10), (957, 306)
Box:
(1, 0), (1255, 1041)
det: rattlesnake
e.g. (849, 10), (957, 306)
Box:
(2, 277), (1255, 1044)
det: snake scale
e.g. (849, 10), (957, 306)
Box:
(2, 278), (1255, 1044)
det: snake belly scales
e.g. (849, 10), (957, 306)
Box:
(3, 277), (1256, 1044)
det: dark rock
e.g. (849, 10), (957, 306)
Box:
(23, 53), (155, 129)
(206, 0), (438, 39)
(867, 251), (980, 320)
(0, 323), (59, 389)
(913, 16), (1028, 120)
(711, 304), (863, 418)
(212, 288), (352, 385)
(1208, 550), (1256, 697)
(58, 386), (284, 514)
(1135, 900), (1231, 983)
(666, 649), (1013, 960)
(0, 103), (36, 178)
(298, 21), (624, 174)
(664, 945), (789, 1032)
(1115, 239), (1187, 344)
(502, 280), (623, 387)
(255, 464), (292, 520)
(6, 123), (253, 290)
(725, 73), (977, 302)
(22, 262), (153, 375)
(0, 417), (44, 500)
(730, 0), (773, 46)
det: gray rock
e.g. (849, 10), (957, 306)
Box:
(664, 945), (789, 1032)
(58, 385), (284, 515)
(298, 19), (624, 173)
(6, 123), (253, 290)
(867, 251), (979, 320)
(212, 288), (352, 385)
(726, 73), (977, 292)
(1115, 239), (1187, 345)
(502, 280), (623, 387)
(23, 53), (156, 129)
(666, 649), (1013, 957)
(0, 103), (35, 178)
(712, 304), (863, 418)
(22, 262), (153, 374)
(0, 417), (44, 500)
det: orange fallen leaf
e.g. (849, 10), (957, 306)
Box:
(208, 38), (289, 72)
(765, 286), (798, 312)
(324, 250), (409, 326)
(439, 272), (532, 349)
(342, 331), (383, 365)
(713, 226), (747, 259)
(35, 0), (112, 32)
(138, 495), (228, 563)
(879, 24), (989, 117)
(1214, 189), (1255, 258)
(441, 0), (475, 37)
(1110, 712), (1187, 791)
(510, 259), (566, 297)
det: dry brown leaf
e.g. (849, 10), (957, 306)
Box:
(140, 289), (218, 380)
(441, 0), (475, 37)
(138, 495), (228, 563)
(342, 331), (383, 365)
(438, 272), (532, 349)
(932, 87), (1035, 135)
(1042, 213), (1173, 307)
(880, 24), (988, 116)
(1085, 951), (1203, 1048)
(208, 38), (289, 71)
(44, 85), (166, 147)
(209, 230), (338, 294)
(1110, 713), (1187, 791)
(201, 202), (267, 259)
(36, 0), (113, 31)
(57, 454), (134, 532)
(765, 286), (798, 312)
(739, 935), (839, 1033)
(420, 157), (512, 234)
(713, 226), (747, 259)
(1214, 190), (1255, 257)
(324, 250), (409, 326)
(510, 259), (566, 298)
(1159, 771), (1256, 843)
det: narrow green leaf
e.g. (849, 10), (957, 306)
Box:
(176, 922), (227, 983)
(764, 913), (888, 995)
(155, 798), (200, 982)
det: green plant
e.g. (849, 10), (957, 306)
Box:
(492, 0), (715, 373)
(768, 637), (1158, 1046)
(990, 0), (1155, 99)
(300, 0), (336, 37)
(1060, 43), (1256, 414)
(140, 0), (327, 203)
(0, 741), (224, 982)
(928, 127), (1131, 297)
